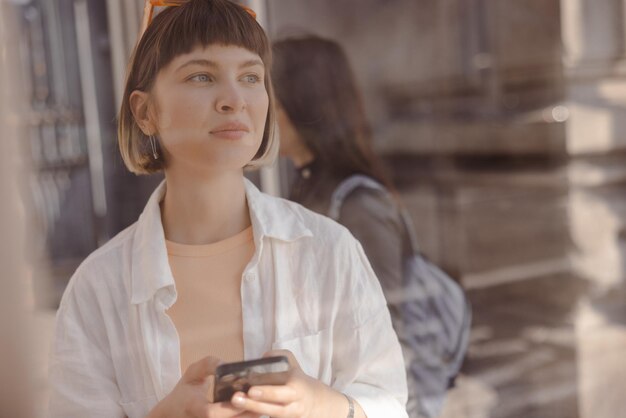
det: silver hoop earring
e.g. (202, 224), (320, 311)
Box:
(149, 135), (159, 160)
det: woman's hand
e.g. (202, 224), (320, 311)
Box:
(146, 356), (260, 418)
(230, 350), (361, 418)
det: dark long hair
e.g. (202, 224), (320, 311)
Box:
(272, 35), (393, 189)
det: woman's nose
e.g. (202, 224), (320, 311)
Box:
(215, 84), (246, 113)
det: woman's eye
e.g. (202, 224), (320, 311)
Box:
(189, 74), (212, 83)
(243, 74), (261, 84)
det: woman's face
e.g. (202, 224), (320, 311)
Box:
(149, 44), (268, 173)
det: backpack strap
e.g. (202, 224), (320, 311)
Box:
(328, 174), (386, 220)
(329, 174), (421, 254)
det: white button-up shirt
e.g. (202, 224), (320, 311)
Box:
(49, 179), (408, 418)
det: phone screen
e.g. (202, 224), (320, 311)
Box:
(213, 355), (290, 403)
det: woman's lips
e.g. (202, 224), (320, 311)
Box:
(210, 122), (250, 140)
(210, 129), (248, 140)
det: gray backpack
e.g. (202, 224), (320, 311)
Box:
(329, 175), (472, 418)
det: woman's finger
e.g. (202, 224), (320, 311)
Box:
(188, 399), (246, 418)
(231, 392), (288, 417)
(247, 384), (299, 404)
(183, 356), (222, 384)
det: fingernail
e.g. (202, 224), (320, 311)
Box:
(232, 395), (245, 406)
(248, 388), (262, 398)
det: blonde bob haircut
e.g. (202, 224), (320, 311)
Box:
(118, 0), (277, 175)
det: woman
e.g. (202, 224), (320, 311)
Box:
(272, 36), (459, 418)
(48, 2), (407, 418)
(272, 35), (409, 346)
(272, 35), (409, 292)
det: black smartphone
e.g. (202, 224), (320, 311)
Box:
(213, 355), (290, 403)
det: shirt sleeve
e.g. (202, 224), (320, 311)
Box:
(331, 232), (409, 418)
(48, 269), (126, 418)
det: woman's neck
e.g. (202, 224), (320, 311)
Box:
(284, 133), (314, 168)
(160, 168), (251, 245)
(292, 150), (315, 168)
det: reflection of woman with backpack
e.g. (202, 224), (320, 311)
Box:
(273, 35), (472, 418)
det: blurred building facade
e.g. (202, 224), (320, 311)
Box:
(11, 0), (161, 306)
(269, 0), (626, 290)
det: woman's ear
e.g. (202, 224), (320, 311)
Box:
(129, 90), (155, 135)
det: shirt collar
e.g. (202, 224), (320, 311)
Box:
(243, 177), (313, 242)
(130, 178), (312, 305)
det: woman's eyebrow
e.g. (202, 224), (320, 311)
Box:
(239, 59), (264, 69)
(176, 59), (217, 72)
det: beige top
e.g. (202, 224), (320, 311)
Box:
(166, 226), (254, 373)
